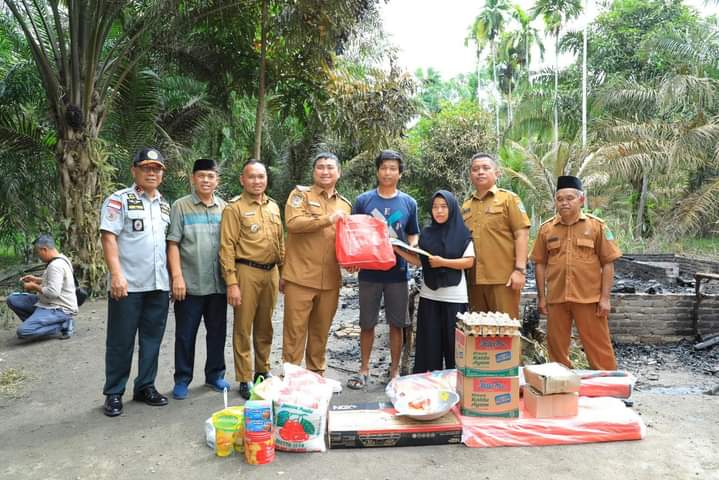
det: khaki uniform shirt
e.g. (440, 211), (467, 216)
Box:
(530, 212), (622, 304)
(282, 184), (352, 290)
(219, 193), (284, 287)
(462, 185), (531, 285)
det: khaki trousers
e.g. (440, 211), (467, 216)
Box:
(547, 302), (617, 370)
(232, 263), (279, 382)
(468, 284), (521, 321)
(282, 281), (340, 374)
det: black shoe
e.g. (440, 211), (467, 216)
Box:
(238, 382), (252, 400)
(103, 394), (123, 417)
(133, 386), (168, 406)
(253, 371), (272, 384)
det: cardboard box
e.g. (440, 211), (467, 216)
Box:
(455, 328), (520, 376)
(456, 371), (519, 418)
(524, 363), (581, 395)
(524, 386), (579, 418)
(328, 402), (462, 449)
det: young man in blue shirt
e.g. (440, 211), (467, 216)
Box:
(347, 150), (419, 389)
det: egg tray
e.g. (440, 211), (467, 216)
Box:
(456, 311), (521, 337)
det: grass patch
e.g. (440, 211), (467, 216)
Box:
(0, 368), (28, 398)
(617, 234), (719, 258)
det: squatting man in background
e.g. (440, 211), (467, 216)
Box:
(6, 234), (78, 340)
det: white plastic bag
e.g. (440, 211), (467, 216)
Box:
(272, 363), (335, 452)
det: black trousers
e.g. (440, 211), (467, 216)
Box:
(173, 293), (227, 386)
(104, 290), (169, 395)
(413, 297), (467, 373)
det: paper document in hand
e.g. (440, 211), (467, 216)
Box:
(390, 238), (431, 257)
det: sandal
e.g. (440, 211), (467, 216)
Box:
(346, 373), (368, 390)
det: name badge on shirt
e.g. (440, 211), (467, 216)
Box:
(308, 201), (321, 207)
(243, 211), (256, 217)
(127, 197), (144, 211)
(132, 219), (144, 232)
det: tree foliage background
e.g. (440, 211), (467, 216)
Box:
(0, 0), (717, 288)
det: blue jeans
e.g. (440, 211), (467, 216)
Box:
(103, 290), (169, 396)
(173, 293), (227, 386)
(7, 293), (73, 339)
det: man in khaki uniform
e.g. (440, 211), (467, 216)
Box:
(220, 160), (284, 399)
(462, 152), (530, 320)
(282, 152), (352, 374)
(531, 175), (622, 370)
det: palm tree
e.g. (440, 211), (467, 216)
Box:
(511, 5), (545, 86)
(531, 0), (582, 150)
(502, 140), (600, 219)
(581, 0), (589, 148)
(254, 0), (269, 161)
(1, 1), (235, 283)
(500, 7), (544, 130)
(595, 73), (719, 238)
(469, 0), (511, 149)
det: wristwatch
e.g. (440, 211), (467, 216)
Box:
(513, 266), (526, 275)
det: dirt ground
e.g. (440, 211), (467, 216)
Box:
(1, 291), (718, 480)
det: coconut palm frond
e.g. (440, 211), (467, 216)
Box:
(0, 104), (55, 153)
(668, 176), (719, 237)
(658, 74), (718, 112)
(595, 143), (667, 179)
(650, 37), (719, 70)
(581, 172), (611, 191)
(670, 122), (719, 169)
(105, 68), (160, 155)
(598, 82), (657, 115)
(601, 121), (672, 143)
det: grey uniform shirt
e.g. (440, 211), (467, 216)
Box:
(167, 192), (226, 296)
(36, 254), (78, 315)
(100, 184), (171, 292)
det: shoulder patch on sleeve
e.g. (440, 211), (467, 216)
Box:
(603, 225), (615, 240)
(289, 191), (305, 208)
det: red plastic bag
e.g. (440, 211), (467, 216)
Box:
(335, 215), (396, 270)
